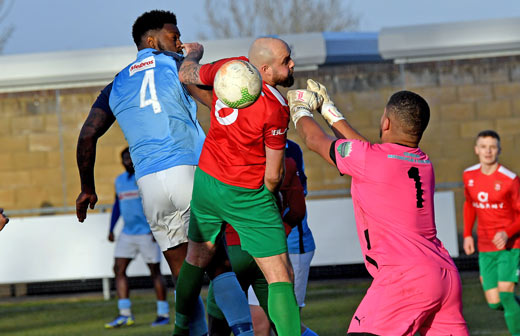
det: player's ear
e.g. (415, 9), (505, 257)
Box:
(260, 64), (270, 76)
(381, 115), (390, 132)
(145, 34), (157, 50)
(474, 145), (479, 156)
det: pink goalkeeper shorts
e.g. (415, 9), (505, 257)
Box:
(347, 264), (468, 336)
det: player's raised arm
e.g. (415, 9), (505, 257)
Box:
(76, 105), (115, 222)
(178, 42), (204, 85)
(307, 79), (366, 142)
(287, 89), (337, 166)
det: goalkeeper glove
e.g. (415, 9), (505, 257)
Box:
(287, 89), (323, 126)
(307, 79), (345, 126)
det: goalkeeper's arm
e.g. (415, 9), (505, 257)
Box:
(287, 89), (336, 166)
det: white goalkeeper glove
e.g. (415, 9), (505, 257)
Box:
(307, 79), (345, 126)
(287, 89), (323, 126)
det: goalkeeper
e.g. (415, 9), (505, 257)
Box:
(287, 80), (468, 335)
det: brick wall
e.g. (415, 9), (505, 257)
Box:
(1, 55), (519, 232)
(290, 56), (520, 230)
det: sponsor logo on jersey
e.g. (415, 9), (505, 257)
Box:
(387, 152), (430, 164)
(472, 201), (504, 209)
(118, 190), (140, 200)
(271, 128), (288, 136)
(337, 141), (353, 158)
(477, 191), (488, 203)
(473, 191), (504, 209)
(129, 56), (155, 76)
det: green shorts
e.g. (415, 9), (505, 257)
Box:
(206, 245), (269, 320)
(479, 249), (520, 291)
(189, 167), (287, 258)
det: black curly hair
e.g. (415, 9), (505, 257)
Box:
(386, 90), (430, 141)
(132, 10), (177, 47)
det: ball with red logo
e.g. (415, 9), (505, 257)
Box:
(213, 60), (262, 109)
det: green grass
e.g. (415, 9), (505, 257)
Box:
(0, 272), (511, 335)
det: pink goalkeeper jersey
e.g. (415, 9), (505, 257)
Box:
(332, 140), (456, 277)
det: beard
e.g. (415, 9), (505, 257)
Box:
(156, 40), (182, 53)
(277, 73), (294, 88)
(156, 40), (166, 52)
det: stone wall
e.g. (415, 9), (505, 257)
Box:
(290, 56), (520, 230)
(1, 55), (520, 232)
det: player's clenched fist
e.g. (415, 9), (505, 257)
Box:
(287, 89), (322, 126)
(181, 42), (203, 57)
(306, 79), (345, 126)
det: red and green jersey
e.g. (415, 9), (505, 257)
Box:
(463, 163), (520, 252)
(198, 56), (290, 189)
(225, 157), (305, 246)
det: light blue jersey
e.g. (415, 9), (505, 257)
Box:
(114, 172), (150, 235)
(109, 48), (205, 180)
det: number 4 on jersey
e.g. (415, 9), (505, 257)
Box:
(140, 69), (162, 113)
(408, 167), (424, 208)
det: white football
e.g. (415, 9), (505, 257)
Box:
(214, 60), (262, 109)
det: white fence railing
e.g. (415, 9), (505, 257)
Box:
(0, 192), (459, 286)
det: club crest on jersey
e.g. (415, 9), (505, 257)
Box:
(129, 56), (156, 76)
(468, 179), (474, 187)
(495, 182), (501, 191)
(337, 141), (353, 158)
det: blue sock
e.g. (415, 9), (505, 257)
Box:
(189, 296), (208, 335)
(174, 290), (208, 335)
(157, 300), (169, 317)
(302, 327), (319, 336)
(118, 298), (131, 316)
(213, 272), (253, 335)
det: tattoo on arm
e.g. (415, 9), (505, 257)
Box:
(179, 56), (203, 85)
(77, 107), (115, 192)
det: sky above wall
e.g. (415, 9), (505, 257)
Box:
(2, 0), (519, 55)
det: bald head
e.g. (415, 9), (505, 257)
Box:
(249, 37), (284, 66)
(248, 37), (294, 87)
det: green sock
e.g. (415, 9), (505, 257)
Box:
(499, 292), (520, 334)
(488, 302), (503, 310)
(267, 282), (300, 336)
(173, 261), (205, 335)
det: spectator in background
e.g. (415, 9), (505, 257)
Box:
(105, 147), (169, 329)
